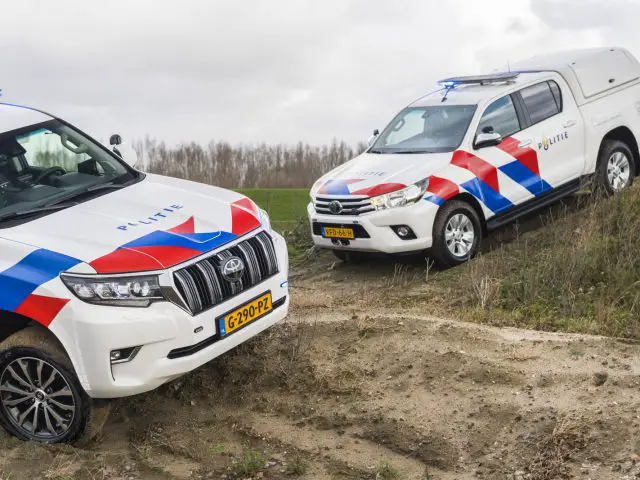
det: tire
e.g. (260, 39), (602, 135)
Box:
(332, 250), (367, 263)
(0, 327), (100, 444)
(595, 140), (635, 196)
(431, 200), (482, 268)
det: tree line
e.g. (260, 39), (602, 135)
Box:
(136, 138), (367, 189)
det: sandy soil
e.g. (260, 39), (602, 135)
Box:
(1, 256), (639, 480)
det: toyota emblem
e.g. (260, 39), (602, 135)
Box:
(221, 256), (245, 282)
(328, 200), (343, 214)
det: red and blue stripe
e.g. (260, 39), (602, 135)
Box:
(0, 249), (81, 326)
(424, 137), (551, 211)
(497, 137), (552, 196)
(91, 198), (261, 274)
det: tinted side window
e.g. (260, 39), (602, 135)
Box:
(520, 82), (560, 124)
(476, 95), (520, 138)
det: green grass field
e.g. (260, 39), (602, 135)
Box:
(235, 188), (309, 230)
(235, 188), (312, 260)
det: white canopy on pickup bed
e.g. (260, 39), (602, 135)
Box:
(509, 47), (640, 105)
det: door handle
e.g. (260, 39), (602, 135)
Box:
(562, 120), (577, 128)
(518, 139), (532, 148)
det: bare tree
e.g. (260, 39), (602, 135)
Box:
(141, 138), (367, 188)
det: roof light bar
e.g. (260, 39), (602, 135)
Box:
(438, 72), (520, 87)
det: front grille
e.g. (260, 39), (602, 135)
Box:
(173, 231), (278, 315)
(314, 196), (373, 216)
(312, 222), (370, 238)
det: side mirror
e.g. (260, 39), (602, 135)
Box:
(109, 134), (139, 168)
(109, 134), (122, 146)
(474, 131), (502, 149)
(367, 129), (380, 147)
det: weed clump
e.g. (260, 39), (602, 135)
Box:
(230, 447), (266, 479)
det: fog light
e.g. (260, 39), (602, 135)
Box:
(391, 225), (416, 240)
(397, 226), (410, 237)
(110, 346), (141, 364)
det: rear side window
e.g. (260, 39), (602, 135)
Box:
(520, 82), (561, 125)
(549, 80), (563, 111)
(476, 95), (520, 138)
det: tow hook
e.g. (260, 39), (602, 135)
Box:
(331, 239), (351, 246)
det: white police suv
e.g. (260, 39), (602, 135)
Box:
(0, 102), (289, 443)
(309, 47), (640, 265)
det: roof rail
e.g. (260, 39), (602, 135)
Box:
(438, 72), (520, 87)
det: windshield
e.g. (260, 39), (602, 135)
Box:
(0, 120), (136, 223)
(371, 105), (476, 154)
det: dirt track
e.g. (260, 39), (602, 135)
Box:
(1, 257), (640, 479)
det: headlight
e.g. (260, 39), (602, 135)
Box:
(260, 208), (272, 231)
(370, 178), (429, 211)
(61, 274), (164, 307)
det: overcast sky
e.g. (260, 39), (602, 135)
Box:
(1, 0), (638, 146)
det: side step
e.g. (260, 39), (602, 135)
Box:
(486, 179), (583, 231)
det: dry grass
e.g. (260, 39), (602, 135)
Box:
(455, 187), (640, 339)
(524, 418), (591, 480)
(375, 462), (401, 480)
(286, 455), (309, 476)
(505, 345), (539, 362)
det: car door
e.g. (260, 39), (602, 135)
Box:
(464, 93), (537, 211)
(515, 79), (586, 189)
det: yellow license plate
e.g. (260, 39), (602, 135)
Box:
(219, 292), (272, 337)
(323, 227), (355, 239)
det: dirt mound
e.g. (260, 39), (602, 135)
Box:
(1, 274), (640, 479)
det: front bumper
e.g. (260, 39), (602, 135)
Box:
(50, 231), (289, 399)
(307, 200), (439, 254)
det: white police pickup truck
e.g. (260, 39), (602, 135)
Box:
(0, 103), (289, 443)
(308, 47), (640, 266)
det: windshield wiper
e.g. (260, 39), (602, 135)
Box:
(47, 182), (128, 207)
(0, 202), (79, 223)
(85, 182), (126, 192)
(370, 149), (436, 154)
(395, 149), (436, 154)
(0, 182), (127, 223)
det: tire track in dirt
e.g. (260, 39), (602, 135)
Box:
(237, 411), (432, 479)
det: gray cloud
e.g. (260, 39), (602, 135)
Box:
(531, 0), (640, 30)
(505, 18), (530, 35)
(1, 0), (637, 146)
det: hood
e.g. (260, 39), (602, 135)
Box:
(311, 151), (453, 197)
(0, 174), (264, 274)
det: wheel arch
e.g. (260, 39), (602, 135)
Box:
(0, 310), (68, 355)
(445, 192), (487, 234)
(599, 126), (640, 175)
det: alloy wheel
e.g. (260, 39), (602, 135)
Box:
(444, 213), (475, 258)
(0, 357), (76, 441)
(607, 151), (631, 192)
